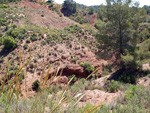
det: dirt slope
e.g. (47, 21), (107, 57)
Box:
(18, 1), (78, 29)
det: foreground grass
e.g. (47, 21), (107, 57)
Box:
(0, 77), (150, 113)
(0, 51), (150, 113)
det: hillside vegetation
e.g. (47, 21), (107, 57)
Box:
(0, 0), (150, 113)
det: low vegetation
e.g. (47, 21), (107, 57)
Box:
(0, 0), (150, 112)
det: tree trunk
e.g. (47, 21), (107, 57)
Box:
(119, 22), (123, 55)
(119, 22), (125, 68)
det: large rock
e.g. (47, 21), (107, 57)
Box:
(63, 64), (87, 78)
(79, 89), (123, 106)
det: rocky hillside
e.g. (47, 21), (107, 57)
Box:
(0, 1), (150, 113)
(0, 1), (108, 97)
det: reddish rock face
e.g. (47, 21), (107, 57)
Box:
(62, 64), (87, 78)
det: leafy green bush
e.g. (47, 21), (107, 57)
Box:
(68, 74), (77, 85)
(11, 30), (19, 38)
(124, 85), (138, 100)
(32, 80), (40, 92)
(88, 7), (94, 15)
(3, 36), (17, 50)
(102, 63), (113, 76)
(41, 14), (44, 17)
(0, 4), (9, 8)
(105, 80), (120, 93)
(121, 38), (150, 71)
(26, 38), (31, 43)
(80, 62), (95, 74)
(71, 57), (78, 63)
(119, 72), (137, 84)
(23, 44), (28, 49)
(76, 16), (81, 22)
(0, 37), (3, 45)
(41, 41), (46, 46)
(30, 36), (38, 42)
(62, 0), (77, 14)
(121, 54), (140, 70)
(0, 18), (7, 26)
(30, 33), (38, 41)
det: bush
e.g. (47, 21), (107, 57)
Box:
(11, 30), (19, 38)
(124, 85), (138, 100)
(0, 37), (3, 45)
(76, 16), (81, 22)
(71, 57), (78, 63)
(23, 44), (28, 49)
(30, 36), (38, 42)
(30, 33), (38, 41)
(0, 18), (7, 26)
(88, 7), (94, 15)
(80, 62), (95, 74)
(105, 80), (120, 93)
(41, 41), (46, 46)
(26, 38), (31, 43)
(41, 14), (44, 17)
(0, 4), (9, 8)
(3, 36), (17, 50)
(121, 54), (139, 70)
(119, 72), (137, 84)
(68, 74), (77, 85)
(32, 80), (40, 92)
(62, 0), (77, 14)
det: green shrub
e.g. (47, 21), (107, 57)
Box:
(26, 38), (31, 43)
(0, 57), (4, 63)
(0, 18), (7, 26)
(23, 44), (28, 49)
(48, 3), (53, 8)
(71, 57), (78, 63)
(80, 62), (95, 74)
(34, 58), (38, 63)
(30, 33), (38, 41)
(119, 72), (137, 84)
(68, 74), (77, 85)
(32, 80), (40, 92)
(30, 36), (38, 42)
(41, 14), (44, 17)
(49, 52), (52, 55)
(84, 36), (87, 39)
(102, 68), (109, 76)
(0, 34), (3, 37)
(80, 19), (84, 24)
(30, 63), (34, 69)
(121, 54), (140, 70)
(41, 41), (46, 46)
(124, 85), (138, 100)
(76, 16), (81, 22)
(0, 4), (9, 8)
(0, 37), (3, 45)
(88, 7), (94, 15)
(3, 36), (17, 50)
(105, 80), (119, 93)
(11, 30), (19, 38)
(5, 25), (9, 31)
